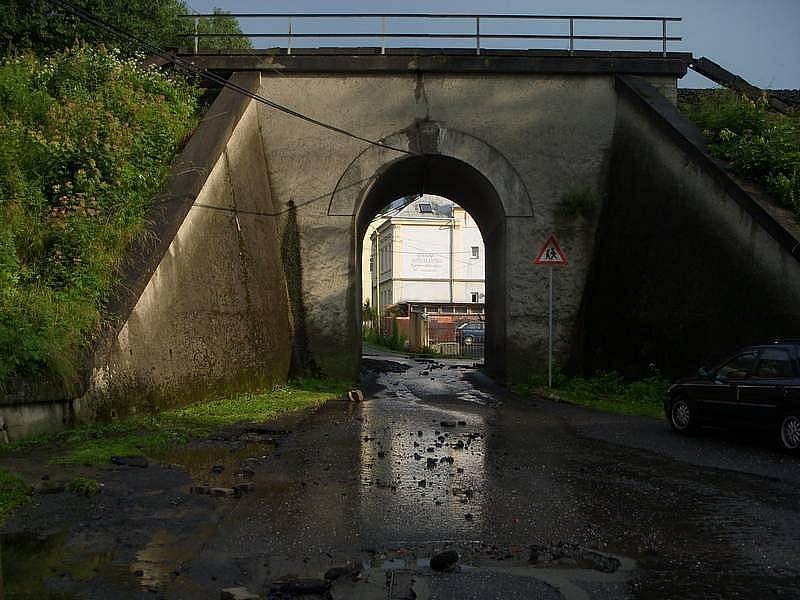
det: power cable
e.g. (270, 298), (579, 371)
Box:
(46, 0), (416, 155)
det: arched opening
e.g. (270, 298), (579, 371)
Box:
(354, 155), (507, 378)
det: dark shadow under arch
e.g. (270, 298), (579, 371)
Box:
(355, 154), (507, 378)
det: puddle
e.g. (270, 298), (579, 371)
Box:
(156, 440), (274, 488)
(0, 531), (111, 599)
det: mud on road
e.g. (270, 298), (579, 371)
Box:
(2, 347), (800, 599)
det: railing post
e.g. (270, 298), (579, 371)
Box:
(288, 16), (293, 55)
(475, 16), (481, 55)
(569, 17), (574, 54)
(381, 16), (386, 54)
(662, 18), (667, 56)
(193, 17), (199, 54)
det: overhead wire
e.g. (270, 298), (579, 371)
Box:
(46, 0), (416, 156)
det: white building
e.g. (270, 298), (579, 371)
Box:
(367, 195), (485, 314)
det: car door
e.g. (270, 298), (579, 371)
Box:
(737, 346), (795, 427)
(696, 351), (759, 423)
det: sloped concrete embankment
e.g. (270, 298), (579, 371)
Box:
(577, 75), (800, 376)
(0, 73), (292, 439)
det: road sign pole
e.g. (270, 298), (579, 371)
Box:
(534, 234), (567, 390)
(548, 265), (553, 388)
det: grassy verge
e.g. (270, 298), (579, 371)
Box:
(679, 90), (800, 213)
(1, 378), (349, 465)
(0, 466), (30, 525)
(514, 372), (669, 419)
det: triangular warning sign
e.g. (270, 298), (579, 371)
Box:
(534, 234), (568, 266)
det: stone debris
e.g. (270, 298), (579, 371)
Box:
(440, 421), (456, 428)
(426, 458), (438, 469)
(430, 549), (460, 572)
(209, 487), (237, 497)
(220, 587), (260, 600)
(110, 456), (149, 468)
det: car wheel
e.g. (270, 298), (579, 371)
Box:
(669, 397), (695, 433)
(778, 413), (800, 451)
(463, 336), (474, 346)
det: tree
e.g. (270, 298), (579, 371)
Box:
(0, 1), (251, 55)
(185, 8), (252, 51)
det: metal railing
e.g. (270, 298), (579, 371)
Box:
(178, 13), (682, 57)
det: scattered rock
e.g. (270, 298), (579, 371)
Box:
(420, 371), (430, 376)
(235, 467), (255, 479)
(430, 550), (460, 572)
(426, 447), (434, 453)
(110, 456), (148, 468)
(418, 480), (427, 487)
(464, 513), (474, 521)
(413, 453), (422, 461)
(211, 464), (224, 474)
(453, 441), (465, 450)
(441, 457), (455, 465)
(347, 390), (364, 402)
(440, 421), (456, 428)
(377, 451), (387, 459)
(582, 550), (621, 573)
(417, 431), (423, 437)
(190, 485), (210, 495)
(220, 587), (260, 600)
(457, 420), (467, 426)
(426, 458), (438, 469)
(209, 487), (236, 498)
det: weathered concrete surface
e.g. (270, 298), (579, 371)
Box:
(84, 74), (291, 417)
(577, 76), (800, 376)
(258, 73), (621, 382)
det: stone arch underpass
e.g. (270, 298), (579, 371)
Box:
(27, 51), (799, 428)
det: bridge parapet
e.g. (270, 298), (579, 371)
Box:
(177, 12), (682, 57)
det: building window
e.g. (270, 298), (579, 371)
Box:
(471, 292), (480, 303)
(471, 246), (480, 259)
(418, 203), (433, 213)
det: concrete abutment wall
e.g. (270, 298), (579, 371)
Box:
(13, 53), (800, 437)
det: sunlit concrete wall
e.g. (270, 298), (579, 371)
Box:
(84, 85), (291, 417)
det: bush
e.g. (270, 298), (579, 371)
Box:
(0, 46), (199, 388)
(680, 91), (800, 212)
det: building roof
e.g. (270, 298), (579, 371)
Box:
(382, 194), (455, 220)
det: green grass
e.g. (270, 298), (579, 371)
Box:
(0, 466), (30, 525)
(514, 371), (669, 419)
(680, 90), (800, 213)
(1, 378), (349, 465)
(65, 476), (102, 496)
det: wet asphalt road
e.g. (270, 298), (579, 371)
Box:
(3, 348), (800, 599)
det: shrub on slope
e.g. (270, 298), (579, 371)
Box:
(0, 46), (199, 388)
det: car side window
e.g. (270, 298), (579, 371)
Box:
(752, 348), (794, 378)
(716, 352), (758, 379)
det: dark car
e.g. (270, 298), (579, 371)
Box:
(455, 321), (485, 345)
(664, 339), (800, 451)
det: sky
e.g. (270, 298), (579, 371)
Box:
(184, 0), (799, 88)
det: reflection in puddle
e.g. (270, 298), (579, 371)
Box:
(128, 524), (216, 590)
(359, 363), (488, 534)
(157, 441), (274, 488)
(0, 531), (110, 599)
